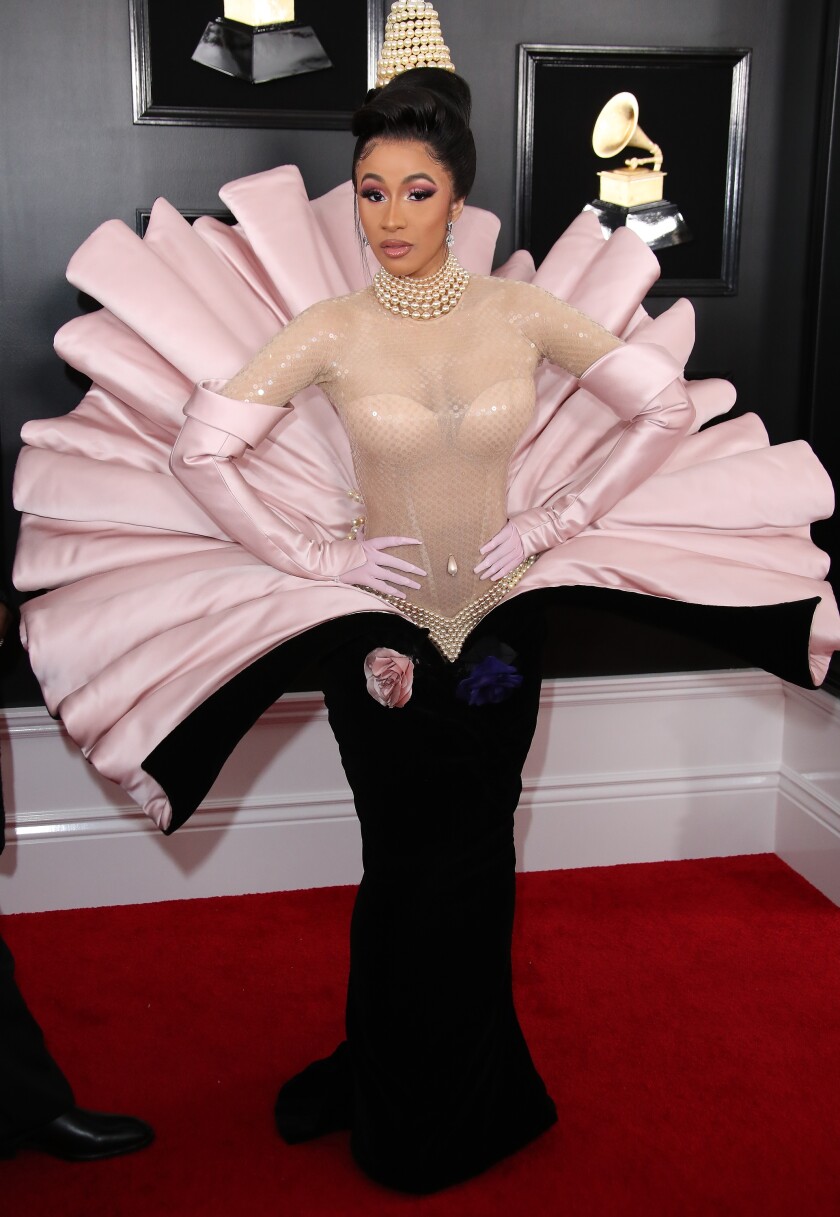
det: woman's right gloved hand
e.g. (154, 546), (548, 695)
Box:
(338, 533), (425, 600)
(170, 382), (426, 594)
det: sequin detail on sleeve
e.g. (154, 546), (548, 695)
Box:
(512, 281), (622, 377)
(220, 299), (342, 406)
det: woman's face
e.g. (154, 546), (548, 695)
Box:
(355, 138), (465, 279)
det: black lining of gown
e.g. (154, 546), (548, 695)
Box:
(142, 589), (821, 834)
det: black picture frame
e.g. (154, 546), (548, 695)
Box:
(515, 45), (751, 296)
(129, 0), (386, 129)
(134, 207), (236, 237)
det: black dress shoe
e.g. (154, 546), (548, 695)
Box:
(275, 1041), (353, 1143)
(19, 1107), (154, 1161)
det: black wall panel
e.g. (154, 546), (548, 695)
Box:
(804, 0), (840, 691)
(0, 0), (831, 702)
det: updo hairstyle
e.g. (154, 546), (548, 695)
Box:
(351, 68), (476, 201)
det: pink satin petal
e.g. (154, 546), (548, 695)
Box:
(602, 441), (834, 532)
(529, 210), (607, 299)
(144, 197), (280, 350)
(21, 386), (173, 469)
(625, 297), (695, 368)
(452, 204), (501, 275)
(657, 413), (768, 474)
(686, 378), (740, 430)
(55, 312), (191, 430)
(193, 215), (288, 323)
(13, 448), (227, 537)
(220, 166), (351, 313)
(13, 515), (230, 594)
(311, 180), (372, 293)
(491, 249), (536, 282)
(67, 220), (253, 381)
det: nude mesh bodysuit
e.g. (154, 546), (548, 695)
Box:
(222, 275), (620, 657)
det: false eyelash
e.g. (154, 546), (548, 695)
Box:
(359, 188), (437, 202)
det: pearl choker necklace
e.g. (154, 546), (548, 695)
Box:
(373, 252), (470, 320)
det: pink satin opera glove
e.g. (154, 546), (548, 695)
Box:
(476, 342), (695, 580)
(170, 382), (425, 595)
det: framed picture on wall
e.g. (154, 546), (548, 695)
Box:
(515, 45), (751, 296)
(130, 0), (386, 129)
(134, 208), (236, 237)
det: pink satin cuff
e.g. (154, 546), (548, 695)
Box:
(579, 342), (684, 420)
(184, 380), (291, 448)
(171, 388), (364, 580)
(513, 346), (694, 554)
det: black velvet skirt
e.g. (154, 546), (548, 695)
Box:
(140, 581), (826, 1191)
(149, 595), (556, 1191)
(317, 596), (557, 1193)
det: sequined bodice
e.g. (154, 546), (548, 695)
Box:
(222, 275), (620, 622)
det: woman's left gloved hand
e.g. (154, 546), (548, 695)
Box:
(474, 521), (525, 582)
(476, 342), (694, 581)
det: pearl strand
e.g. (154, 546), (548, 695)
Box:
(373, 252), (470, 320)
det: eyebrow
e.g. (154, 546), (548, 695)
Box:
(359, 172), (438, 185)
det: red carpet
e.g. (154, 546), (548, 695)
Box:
(2, 854), (839, 1216)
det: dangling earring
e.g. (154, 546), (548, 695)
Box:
(446, 219), (454, 249)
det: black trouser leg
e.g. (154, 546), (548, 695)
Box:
(0, 931), (75, 1145)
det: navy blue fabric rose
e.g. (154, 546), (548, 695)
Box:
(455, 640), (523, 706)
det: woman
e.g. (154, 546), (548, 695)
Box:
(12, 4), (839, 1197)
(160, 58), (830, 1190)
(166, 65), (694, 1192)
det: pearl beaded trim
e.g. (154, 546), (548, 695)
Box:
(376, 0), (455, 88)
(367, 557), (537, 662)
(373, 252), (470, 320)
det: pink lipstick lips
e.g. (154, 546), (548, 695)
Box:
(381, 241), (413, 258)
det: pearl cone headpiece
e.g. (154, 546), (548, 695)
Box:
(375, 0), (455, 88)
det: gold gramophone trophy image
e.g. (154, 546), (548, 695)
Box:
(192, 1), (332, 84)
(584, 92), (691, 250)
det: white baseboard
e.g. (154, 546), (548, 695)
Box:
(1, 670), (837, 913)
(774, 684), (840, 905)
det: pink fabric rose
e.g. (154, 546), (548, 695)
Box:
(364, 647), (414, 708)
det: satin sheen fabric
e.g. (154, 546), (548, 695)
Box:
(12, 165), (840, 831)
